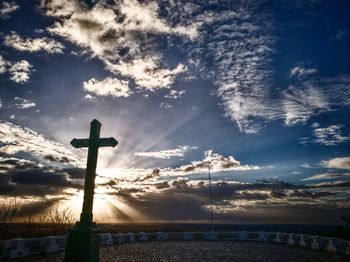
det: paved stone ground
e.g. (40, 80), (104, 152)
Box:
(10, 241), (349, 262)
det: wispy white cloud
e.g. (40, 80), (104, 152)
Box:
(159, 102), (173, 109)
(311, 122), (320, 128)
(83, 77), (131, 98)
(165, 90), (186, 99)
(282, 85), (329, 126)
(8, 60), (33, 84)
(321, 157), (350, 170)
(302, 172), (350, 181)
(0, 55), (33, 84)
(289, 66), (317, 78)
(209, 12), (277, 133)
(107, 58), (187, 91)
(4, 31), (64, 54)
(119, 0), (198, 39)
(300, 125), (350, 146)
(135, 145), (197, 159)
(14, 97), (36, 109)
(173, 1), (350, 133)
(40, 0), (196, 91)
(332, 29), (348, 41)
(0, 1), (19, 19)
(164, 1), (278, 133)
(0, 55), (8, 74)
(282, 74), (350, 126)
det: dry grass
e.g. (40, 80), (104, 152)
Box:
(0, 198), (21, 239)
(0, 204), (75, 239)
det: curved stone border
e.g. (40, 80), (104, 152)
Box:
(1, 231), (349, 259)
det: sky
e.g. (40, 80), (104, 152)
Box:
(0, 0), (350, 224)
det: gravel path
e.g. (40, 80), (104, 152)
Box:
(10, 241), (348, 262)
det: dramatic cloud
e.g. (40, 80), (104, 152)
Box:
(10, 169), (80, 188)
(13, 97), (36, 109)
(134, 145), (197, 159)
(300, 125), (350, 146)
(0, 121), (82, 168)
(289, 66), (317, 78)
(0, 1), (19, 19)
(0, 167), (83, 197)
(129, 150), (260, 182)
(8, 60), (33, 83)
(321, 157), (350, 170)
(35, 0), (350, 132)
(110, 178), (349, 223)
(4, 31), (64, 54)
(0, 121), (85, 197)
(175, 150), (260, 174)
(40, 0), (196, 91)
(0, 118), (347, 223)
(83, 77), (131, 98)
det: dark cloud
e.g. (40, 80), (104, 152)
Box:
(111, 179), (350, 223)
(0, 155), (41, 170)
(62, 167), (85, 179)
(98, 179), (116, 187)
(10, 169), (74, 187)
(134, 168), (160, 182)
(154, 181), (170, 190)
(0, 168), (83, 197)
(44, 154), (71, 163)
(0, 174), (15, 194)
(113, 187), (146, 199)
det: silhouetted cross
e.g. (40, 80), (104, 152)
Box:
(71, 119), (118, 225)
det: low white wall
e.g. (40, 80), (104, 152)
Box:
(0, 231), (349, 259)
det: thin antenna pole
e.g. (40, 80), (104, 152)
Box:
(208, 163), (214, 231)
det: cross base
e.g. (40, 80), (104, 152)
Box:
(64, 222), (100, 262)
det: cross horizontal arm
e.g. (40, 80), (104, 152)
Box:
(98, 137), (118, 147)
(71, 138), (89, 148)
(70, 138), (118, 148)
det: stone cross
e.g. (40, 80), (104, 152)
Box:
(64, 119), (118, 262)
(70, 119), (118, 225)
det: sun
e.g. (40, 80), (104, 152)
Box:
(60, 187), (146, 223)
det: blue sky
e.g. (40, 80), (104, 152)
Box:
(0, 0), (349, 224)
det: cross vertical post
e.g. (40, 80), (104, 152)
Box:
(80, 119), (100, 225)
(64, 119), (118, 262)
